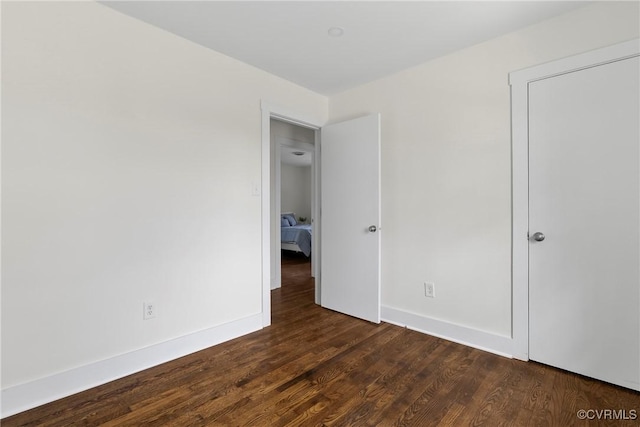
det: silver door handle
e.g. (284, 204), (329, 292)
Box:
(368, 225), (377, 233)
(531, 232), (545, 242)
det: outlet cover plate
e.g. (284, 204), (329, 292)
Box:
(424, 282), (435, 298)
(143, 301), (156, 320)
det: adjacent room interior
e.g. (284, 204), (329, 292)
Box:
(271, 118), (316, 291)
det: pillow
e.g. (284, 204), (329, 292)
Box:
(283, 213), (297, 226)
(281, 217), (291, 227)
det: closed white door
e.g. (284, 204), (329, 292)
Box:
(529, 56), (640, 390)
(320, 114), (381, 323)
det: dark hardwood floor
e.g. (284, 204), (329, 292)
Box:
(4, 252), (639, 426)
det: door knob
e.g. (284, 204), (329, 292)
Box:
(368, 225), (377, 233)
(531, 232), (545, 242)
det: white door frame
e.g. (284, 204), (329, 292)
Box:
(509, 39), (639, 360)
(260, 101), (323, 327)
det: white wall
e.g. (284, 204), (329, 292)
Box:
(329, 2), (639, 341)
(281, 164), (312, 222)
(1, 0), (326, 409)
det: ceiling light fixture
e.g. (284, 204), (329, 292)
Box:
(328, 27), (344, 37)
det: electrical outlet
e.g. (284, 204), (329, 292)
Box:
(424, 282), (435, 298)
(143, 301), (156, 320)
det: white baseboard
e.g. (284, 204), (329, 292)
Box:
(381, 306), (513, 358)
(1, 313), (263, 419)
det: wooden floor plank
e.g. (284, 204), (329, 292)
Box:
(3, 252), (639, 426)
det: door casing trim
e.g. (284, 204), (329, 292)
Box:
(260, 101), (323, 327)
(509, 39), (640, 360)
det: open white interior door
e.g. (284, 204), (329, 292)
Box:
(320, 114), (381, 323)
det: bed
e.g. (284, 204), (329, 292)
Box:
(281, 212), (312, 257)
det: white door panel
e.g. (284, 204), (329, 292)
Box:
(321, 114), (381, 323)
(529, 57), (640, 389)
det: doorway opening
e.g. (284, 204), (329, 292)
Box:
(271, 118), (317, 291)
(260, 101), (322, 329)
(261, 102), (382, 327)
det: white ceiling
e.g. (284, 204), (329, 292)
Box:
(102, 1), (590, 95)
(281, 145), (314, 167)
(271, 119), (315, 166)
